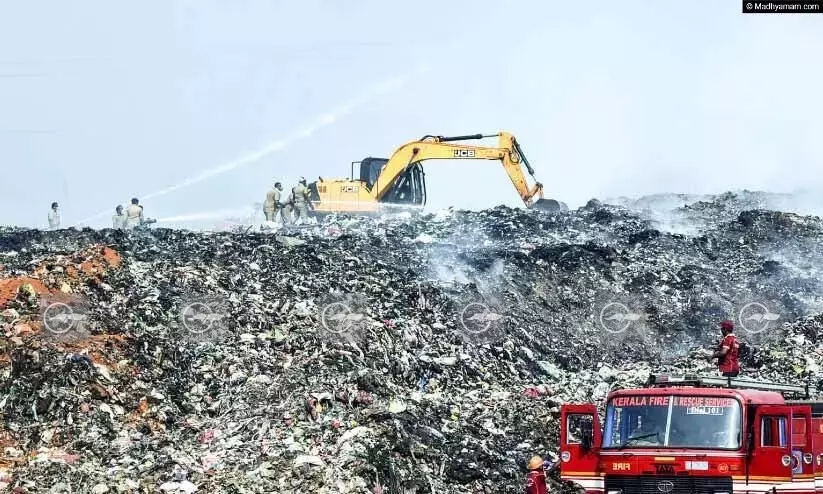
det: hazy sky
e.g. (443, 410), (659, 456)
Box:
(1, 1), (821, 229)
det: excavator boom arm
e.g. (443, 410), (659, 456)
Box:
(370, 132), (545, 208)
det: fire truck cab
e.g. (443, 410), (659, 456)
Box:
(560, 374), (821, 493)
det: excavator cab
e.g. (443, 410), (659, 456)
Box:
(359, 158), (388, 191)
(358, 157), (426, 207)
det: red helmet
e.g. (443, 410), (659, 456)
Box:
(720, 320), (734, 330)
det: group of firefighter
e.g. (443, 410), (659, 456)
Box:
(46, 198), (154, 231)
(110, 198), (156, 230)
(47, 178), (314, 231)
(525, 319), (741, 494)
(106, 179), (316, 229)
(262, 177), (313, 227)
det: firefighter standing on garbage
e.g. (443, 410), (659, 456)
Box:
(291, 177), (312, 225)
(525, 456), (549, 494)
(263, 182), (284, 223)
(710, 320), (741, 377)
(271, 181), (291, 225)
(112, 205), (126, 229)
(48, 202), (61, 230)
(124, 198), (143, 230)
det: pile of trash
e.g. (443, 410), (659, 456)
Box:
(1, 190), (823, 493)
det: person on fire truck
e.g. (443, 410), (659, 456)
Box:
(710, 319), (740, 377)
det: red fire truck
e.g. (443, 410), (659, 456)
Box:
(560, 374), (822, 493)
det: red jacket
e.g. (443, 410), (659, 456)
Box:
(718, 333), (740, 373)
(526, 470), (547, 494)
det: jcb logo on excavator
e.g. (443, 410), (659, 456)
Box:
(342, 185), (359, 193)
(453, 149), (476, 158)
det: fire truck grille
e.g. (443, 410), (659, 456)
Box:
(604, 475), (733, 494)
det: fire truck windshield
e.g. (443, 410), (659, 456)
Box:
(602, 395), (742, 449)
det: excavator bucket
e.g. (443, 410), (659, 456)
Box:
(531, 198), (567, 213)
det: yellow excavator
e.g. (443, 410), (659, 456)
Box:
(307, 132), (563, 214)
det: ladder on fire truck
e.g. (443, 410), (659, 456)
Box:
(647, 374), (811, 399)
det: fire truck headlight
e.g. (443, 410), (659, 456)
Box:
(606, 490), (622, 494)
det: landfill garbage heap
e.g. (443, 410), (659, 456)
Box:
(1, 190), (823, 493)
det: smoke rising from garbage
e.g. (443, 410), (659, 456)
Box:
(4, 192), (823, 491)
